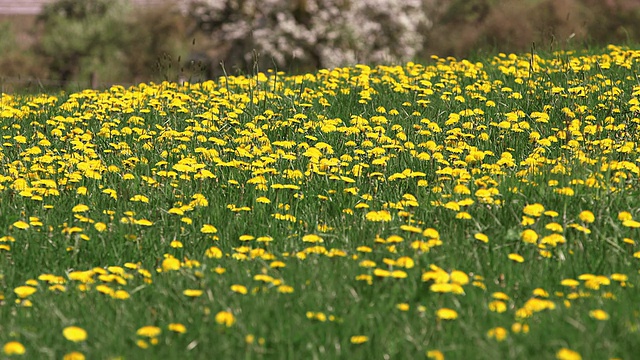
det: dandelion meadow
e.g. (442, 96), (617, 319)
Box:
(2, 45), (640, 359)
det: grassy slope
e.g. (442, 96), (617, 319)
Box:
(1, 45), (640, 359)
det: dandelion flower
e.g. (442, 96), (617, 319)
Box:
(12, 221), (30, 230)
(487, 327), (508, 341)
(618, 211), (633, 221)
(578, 210), (595, 223)
(556, 348), (582, 360)
(94, 222), (107, 232)
(523, 203), (545, 217)
(215, 311), (236, 327)
(521, 229), (539, 244)
(474, 233), (489, 243)
(350, 335), (368, 344)
(230, 284), (248, 295)
(183, 289), (203, 297)
(302, 234), (323, 243)
(426, 350), (444, 360)
(3, 341), (26, 355)
(161, 257), (181, 271)
(62, 326), (87, 342)
(14, 286), (37, 299)
(63, 351), (85, 360)
(136, 326), (161, 338)
(365, 210), (392, 222)
(436, 308), (458, 320)
(168, 323), (187, 334)
(71, 204), (89, 213)
(589, 309), (609, 321)
(205, 246), (223, 258)
(488, 301), (507, 313)
(200, 224), (218, 233)
(622, 219), (640, 228)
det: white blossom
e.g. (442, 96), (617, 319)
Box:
(189, 0), (436, 70)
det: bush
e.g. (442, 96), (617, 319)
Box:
(0, 20), (49, 93)
(122, 1), (189, 84)
(426, 0), (640, 59)
(35, 0), (131, 88)
(188, 0), (437, 73)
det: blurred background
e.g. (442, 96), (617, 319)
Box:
(1, 0), (639, 92)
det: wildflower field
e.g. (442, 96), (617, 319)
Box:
(2, 45), (640, 360)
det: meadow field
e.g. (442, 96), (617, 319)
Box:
(1, 45), (640, 359)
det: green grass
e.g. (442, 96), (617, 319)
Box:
(1, 44), (640, 360)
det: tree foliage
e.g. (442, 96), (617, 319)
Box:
(36, 0), (130, 86)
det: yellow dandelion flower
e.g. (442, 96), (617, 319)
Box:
(395, 256), (415, 269)
(400, 225), (422, 233)
(521, 229), (539, 244)
(231, 284), (248, 295)
(488, 300), (507, 313)
(161, 257), (181, 271)
(556, 348), (582, 360)
(374, 268), (391, 277)
(168, 323), (187, 334)
(205, 246), (223, 258)
(508, 253), (524, 263)
(431, 283), (464, 294)
(618, 211), (633, 221)
(523, 203), (545, 217)
(200, 224), (218, 233)
(365, 210), (392, 222)
(561, 279), (579, 287)
(578, 210), (595, 223)
(183, 289), (203, 297)
(589, 309), (609, 320)
(256, 196), (271, 204)
(62, 326), (87, 342)
(302, 234), (323, 243)
(350, 335), (368, 344)
(94, 222), (107, 232)
(63, 351), (85, 360)
(238, 235), (255, 242)
(611, 273), (628, 282)
(12, 221), (30, 230)
(426, 350), (444, 360)
(72, 204), (90, 213)
(359, 260), (376, 268)
(215, 311), (236, 327)
(487, 327), (508, 341)
(436, 308), (458, 320)
(130, 195), (149, 203)
(474, 233), (489, 243)
(277, 285), (294, 293)
(450, 271), (469, 285)
(3, 341), (26, 355)
(112, 290), (130, 300)
(136, 326), (161, 338)
(511, 322), (530, 334)
(14, 286), (37, 299)
(134, 219), (153, 226)
(623, 219), (640, 228)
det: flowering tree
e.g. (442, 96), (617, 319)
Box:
(189, 0), (438, 72)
